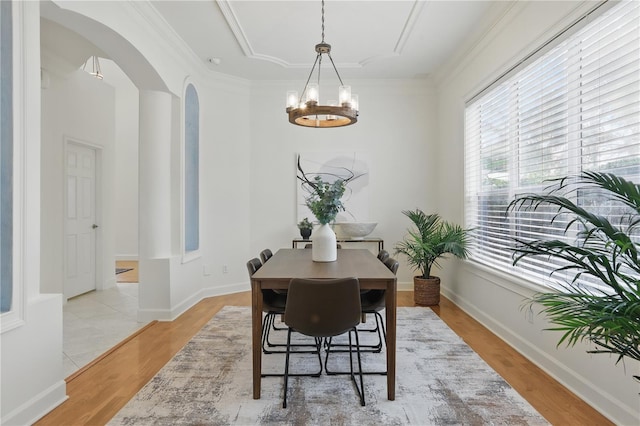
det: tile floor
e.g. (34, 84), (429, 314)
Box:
(63, 282), (146, 377)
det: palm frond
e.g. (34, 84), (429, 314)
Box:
(530, 287), (640, 363)
(510, 171), (640, 368)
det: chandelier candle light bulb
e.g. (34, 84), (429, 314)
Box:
(351, 94), (359, 111)
(286, 91), (298, 109)
(339, 85), (351, 106)
(306, 83), (320, 104)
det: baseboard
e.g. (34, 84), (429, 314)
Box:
(201, 282), (250, 298)
(136, 282), (249, 322)
(2, 380), (67, 426)
(169, 290), (208, 321)
(100, 277), (117, 291)
(137, 307), (173, 322)
(440, 287), (638, 425)
(397, 280), (413, 292)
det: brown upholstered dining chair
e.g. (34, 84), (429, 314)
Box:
(384, 257), (399, 275)
(361, 257), (399, 349)
(246, 258), (286, 357)
(261, 249), (285, 297)
(377, 249), (390, 262)
(247, 258), (317, 359)
(259, 248), (273, 264)
(283, 277), (365, 408)
(325, 257), (399, 376)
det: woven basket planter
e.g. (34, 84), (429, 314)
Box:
(414, 276), (441, 306)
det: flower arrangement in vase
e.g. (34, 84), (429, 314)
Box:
(297, 155), (359, 261)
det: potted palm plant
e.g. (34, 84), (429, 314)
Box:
(508, 171), (640, 381)
(394, 209), (472, 306)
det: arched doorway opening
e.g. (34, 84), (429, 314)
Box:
(40, 0), (170, 375)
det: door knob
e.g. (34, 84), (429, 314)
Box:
(92, 224), (99, 229)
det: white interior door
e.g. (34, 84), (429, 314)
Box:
(65, 143), (97, 299)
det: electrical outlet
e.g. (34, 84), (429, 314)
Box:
(222, 265), (228, 274)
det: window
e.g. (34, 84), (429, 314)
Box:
(464, 0), (640, 290)
(1, 0), (13, 313)
(184, 83), (199, 253)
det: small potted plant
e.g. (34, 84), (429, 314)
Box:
(297, 217), (313, 239)
(394, 209), (472, 306)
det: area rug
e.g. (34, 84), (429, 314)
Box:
(115, 268), (133, 275)
(109, 306), (548, 425)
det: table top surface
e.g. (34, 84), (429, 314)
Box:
(252, 248), (396, 281)
(292, 237), (384, 242)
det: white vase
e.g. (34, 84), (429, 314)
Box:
(312, 223), (337, 262)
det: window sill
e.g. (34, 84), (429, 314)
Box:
(462, 259), (555, 298)
(182, 250), (201, 264)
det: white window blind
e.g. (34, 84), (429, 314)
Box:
(464, 0), (640, 290)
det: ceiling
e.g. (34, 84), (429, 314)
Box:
(150, 0), (509, 81)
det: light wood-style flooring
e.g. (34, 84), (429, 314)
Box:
(115, 260), (139, 283)
(36, 291), (612, 425)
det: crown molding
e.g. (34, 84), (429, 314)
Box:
(217, 0), (426, 71)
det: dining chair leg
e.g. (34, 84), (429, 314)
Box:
(283, 328), (293, 409)
(358, 313), (381, 333)
(263, 331), (322, 378)
(324, 339), (381, 353)
(263, 313), (319, 355)
(279, 330), (324, 404)
(265, 336), (322, 354)
(349, 329), (366, 406)
(261, 313), (274, 352)
(324, 334), (387, 376)
(373, 311), (387, 348)
(315, 337), (324, 375)
(323, 337), (334, 374)
(323, 315), (384, 353)
(272, 314), (287, 331)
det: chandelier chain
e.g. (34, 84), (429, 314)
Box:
(317, 54), (322, 88)
(300, 54), (321, 105)
(321, 0), (325, 43)
(327, 53), (344, 86)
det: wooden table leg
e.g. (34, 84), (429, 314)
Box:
(385, 278), (397, 400)
(251, 279), (263, 399)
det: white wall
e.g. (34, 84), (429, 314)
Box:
(197, 77), (253, 294)
(434, 1), (640, 424)
(248, 80), (436, 287)
(1, 2), (66, 424)
(109, 60), (139, 261)
(40, 64), (117, 295)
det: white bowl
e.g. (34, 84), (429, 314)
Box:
(333, 222), (377, 239)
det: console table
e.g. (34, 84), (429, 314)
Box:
(292, 237), (384, 252)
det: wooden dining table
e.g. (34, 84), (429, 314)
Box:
(250, 248), (398, 400)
